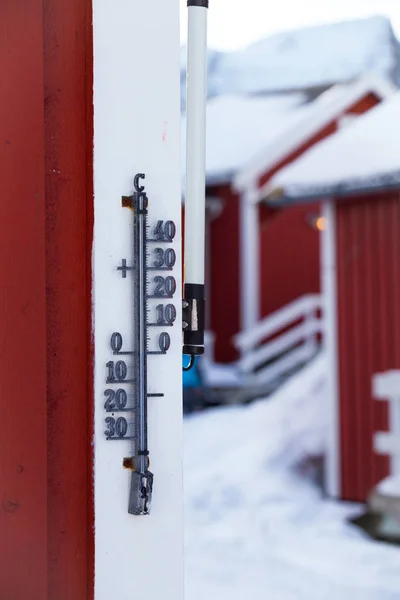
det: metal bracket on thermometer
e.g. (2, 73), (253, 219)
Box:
(182, 284), (205, 370)
(182, 284), (205, 354)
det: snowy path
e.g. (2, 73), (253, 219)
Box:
(184, 356), (400, 599)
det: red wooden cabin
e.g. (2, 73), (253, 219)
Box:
(196, 75), (395, 363)
(262, 91), (400, 502)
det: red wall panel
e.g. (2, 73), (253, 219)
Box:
(207, 126), (337, 363)
(336, 192), (400, 502)
(43, 0), (93, 597)
(0, 3), (48, 598)
(208, 184), (241, 362)
(201, 91), (382, 365)
(0, 1), (93, 597)
(257, 124), (337, 322)
(260, 204), (321, 316)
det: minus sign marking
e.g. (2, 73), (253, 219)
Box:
(106, 379), (136, 384)
(106, 436), (136, 441)
(105, 408), (136, 413)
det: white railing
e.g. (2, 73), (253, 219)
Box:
(233, 294), (324, 388)
(204, 330), (216, 363)
(373, 370), (400, 476)
(201, 330), (243, 391)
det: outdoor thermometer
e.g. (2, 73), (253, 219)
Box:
(104, 173), (177, 515)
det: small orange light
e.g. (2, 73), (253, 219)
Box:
(315, 216), (327, 231)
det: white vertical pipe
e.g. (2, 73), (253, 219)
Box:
(322, 200), (340, 498)
(240, 181), (260, 335)
(185, 2), (208, 285)
(304, 306), (319, 357)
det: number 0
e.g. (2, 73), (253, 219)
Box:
(159, 332), (171, 353)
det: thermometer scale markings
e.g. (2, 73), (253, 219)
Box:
(103, 173), (177, 516)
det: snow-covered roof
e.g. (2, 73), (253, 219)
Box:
(260, 91), (400, 205)
(211, 16), (399, 97)
(180, 16), (400, 107)
(234, 73), (397, 192)
(181, 93), (306, 187)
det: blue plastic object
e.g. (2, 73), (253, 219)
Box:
(182, 356), (202, 387)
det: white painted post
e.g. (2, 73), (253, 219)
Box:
(204, 330), (215, 363)
(304, 305), (319, 358)
(321, 200), (340, 498)
(92, 1), (183, 599)
(240, 180), (260, 342)
(373, 371), (400, 476)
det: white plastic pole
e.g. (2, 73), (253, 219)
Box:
(183, 0), (208, 356)
(185, 0), (208, 285)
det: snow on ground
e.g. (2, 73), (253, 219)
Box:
(201, 357), (242, 388)
(378, 475), (400, 498)
(183, 355), (400, 599)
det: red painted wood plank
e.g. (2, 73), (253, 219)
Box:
(349, 202), (364, 499)
(373, 198), (390, 485)
(260, 203), (320, 318)
(337, 194), (400, 501)
(85, 2), (95, 598)
(209, 185), (241, 362)
(0, 2), (48, 598)
(363, 200), (376, 498)
(390, 193), (400, 366)
(337, 201), (356, 499)
(42, 0), (93, 597)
